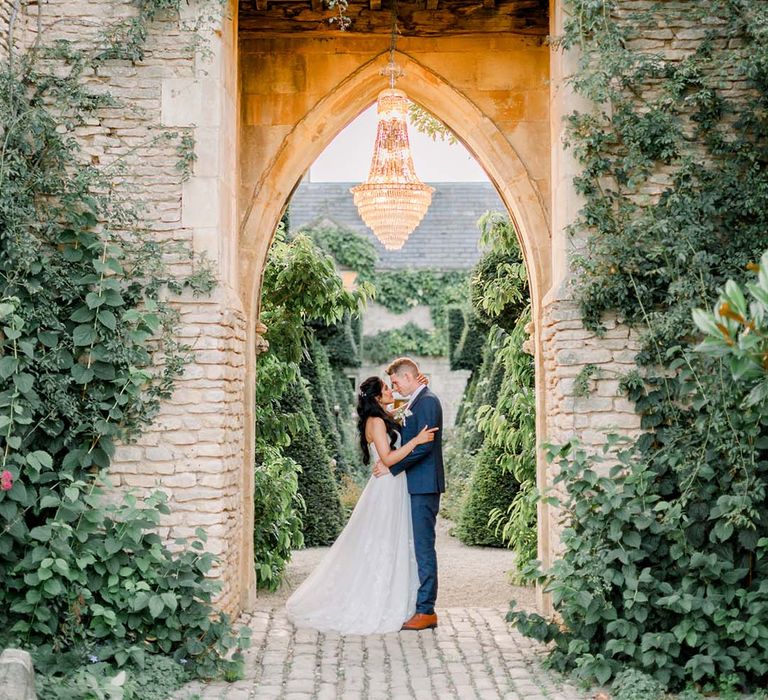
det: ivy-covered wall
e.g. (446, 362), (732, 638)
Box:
(7, 0), (249, 613)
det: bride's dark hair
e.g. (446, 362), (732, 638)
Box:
(356, 376), (400, 465)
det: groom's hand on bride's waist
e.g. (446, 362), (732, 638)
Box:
(372, 460), (389, 478)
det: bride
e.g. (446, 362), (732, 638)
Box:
(285, 376), (438, 635)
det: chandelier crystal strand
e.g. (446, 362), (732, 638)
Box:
(351, 88), (434, 251)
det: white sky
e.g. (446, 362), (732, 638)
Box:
(309, 104), (489, 183)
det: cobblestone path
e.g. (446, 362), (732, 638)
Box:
(173, 607), (586, 700)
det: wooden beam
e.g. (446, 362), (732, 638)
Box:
(370, 0), (382, 9)
(483, 0), (495, 7)
(311, 0), (324, 9)
(255, 0), (268, 9)
(239, 0), (548, 35)
(426, 0), (438, 9)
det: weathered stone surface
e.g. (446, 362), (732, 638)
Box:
(0, 649), (36, 700)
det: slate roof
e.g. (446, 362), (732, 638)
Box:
(287, 179), (506, 271)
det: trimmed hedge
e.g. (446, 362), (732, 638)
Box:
(452, 309), (488, 371)
(456, 444), (520, 547)
(446, 305), (465, 367)
(300, 338), (350, 479)
(279, 379), (344, 547)
(464, 331), (507, 454)
(317, 313), (360, 367)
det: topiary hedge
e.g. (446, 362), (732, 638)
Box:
(300, 337), (349, 478)
(316, 313), (361, 368)
(452, 308), (488, 372)
(456, 444), (520, 548)
(279, 379), (344, 547)
(446, 305), (466, 366)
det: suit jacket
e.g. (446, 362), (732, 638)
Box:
(389, 387), (445, 495)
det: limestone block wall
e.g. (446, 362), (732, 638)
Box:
(538, 295), (643, 568)
(0, 0), (15, 60)
(10, 0), (248, 613)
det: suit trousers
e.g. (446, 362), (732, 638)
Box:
(410, 493), (440, 615)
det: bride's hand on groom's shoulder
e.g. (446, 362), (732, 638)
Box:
(372, 460), (389, 478)
(417, 373), (429, 386)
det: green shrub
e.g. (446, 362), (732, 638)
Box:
(362, 322), (445, 364)
(454, 368), (479, 428)
(36, 651), (192, 700)
(611, 669), (665, 700)
(298, 223), (378, 279)
(372, 270), (469, 319)
(456, 445), (520, 547)
(451, 309), (488, 371)
(440, 436), (478, 522)
(280, 379), (344, 547)
(463, 331), (508, 454)
(301, 337), (349, 477)
(330, 371), (364, 483)
(446, 305), (466, 367)
(317, 314), (361, 367)
(470, 212), (527, 332)
(253, 447), (305, 591)
(480, 310), (537, 576)
(0, 33), (245, 681)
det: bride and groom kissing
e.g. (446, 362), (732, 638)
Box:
(286, 357), (445, 635)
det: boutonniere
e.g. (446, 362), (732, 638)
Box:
(392, 405), (413, 426)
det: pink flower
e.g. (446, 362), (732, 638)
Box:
(0, 470), (13, 491)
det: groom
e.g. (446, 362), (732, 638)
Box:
(373, 357), (445, 631)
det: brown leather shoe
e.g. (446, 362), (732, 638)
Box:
(401, 612), (438, 631)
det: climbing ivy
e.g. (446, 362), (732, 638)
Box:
(510, 0), (768, 690)
(0, 0), (246, 687)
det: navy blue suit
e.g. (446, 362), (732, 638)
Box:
(389, 387), (444, 615)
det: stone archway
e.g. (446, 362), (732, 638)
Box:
(237, 40), (554, 609)
(103, 1), (644, 617)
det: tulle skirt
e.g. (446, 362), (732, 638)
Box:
(285, 469), (418, 635)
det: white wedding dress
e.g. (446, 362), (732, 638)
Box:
(285, 443), (419, 635)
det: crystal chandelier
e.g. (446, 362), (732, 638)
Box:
(350, 19), (434, 251)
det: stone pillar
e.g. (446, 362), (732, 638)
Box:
(108, 0), (248, 614)
(542, 0), (642, 607)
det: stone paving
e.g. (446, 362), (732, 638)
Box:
(172, 607), (586, 700)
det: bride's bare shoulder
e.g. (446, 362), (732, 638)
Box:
(364, 416), (385, 441)
(365, 416), (385, 432)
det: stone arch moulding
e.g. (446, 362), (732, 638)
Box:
(239, 50), (551, 318)
(237, 49), (552, 610)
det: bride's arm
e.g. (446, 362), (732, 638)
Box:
(369, 418), (436, 468)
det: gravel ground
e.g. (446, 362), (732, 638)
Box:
(254, 516), (537, 613)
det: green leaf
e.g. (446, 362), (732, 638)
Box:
(30, 525), (52, 542)
(148, 595), (164, 618)
(64, 487), (79, 502)
(70, 306), (95, 323)
(85, 291), (106, 308)
(0, 356), (18, 379)
(13, 373), (34, 393)
(73, 324), (97, 346)
(97, 309), (117, 331)
(39, 494), (60, 509)
(0, 303), (15, 320)
(71, 364), (94, 384)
